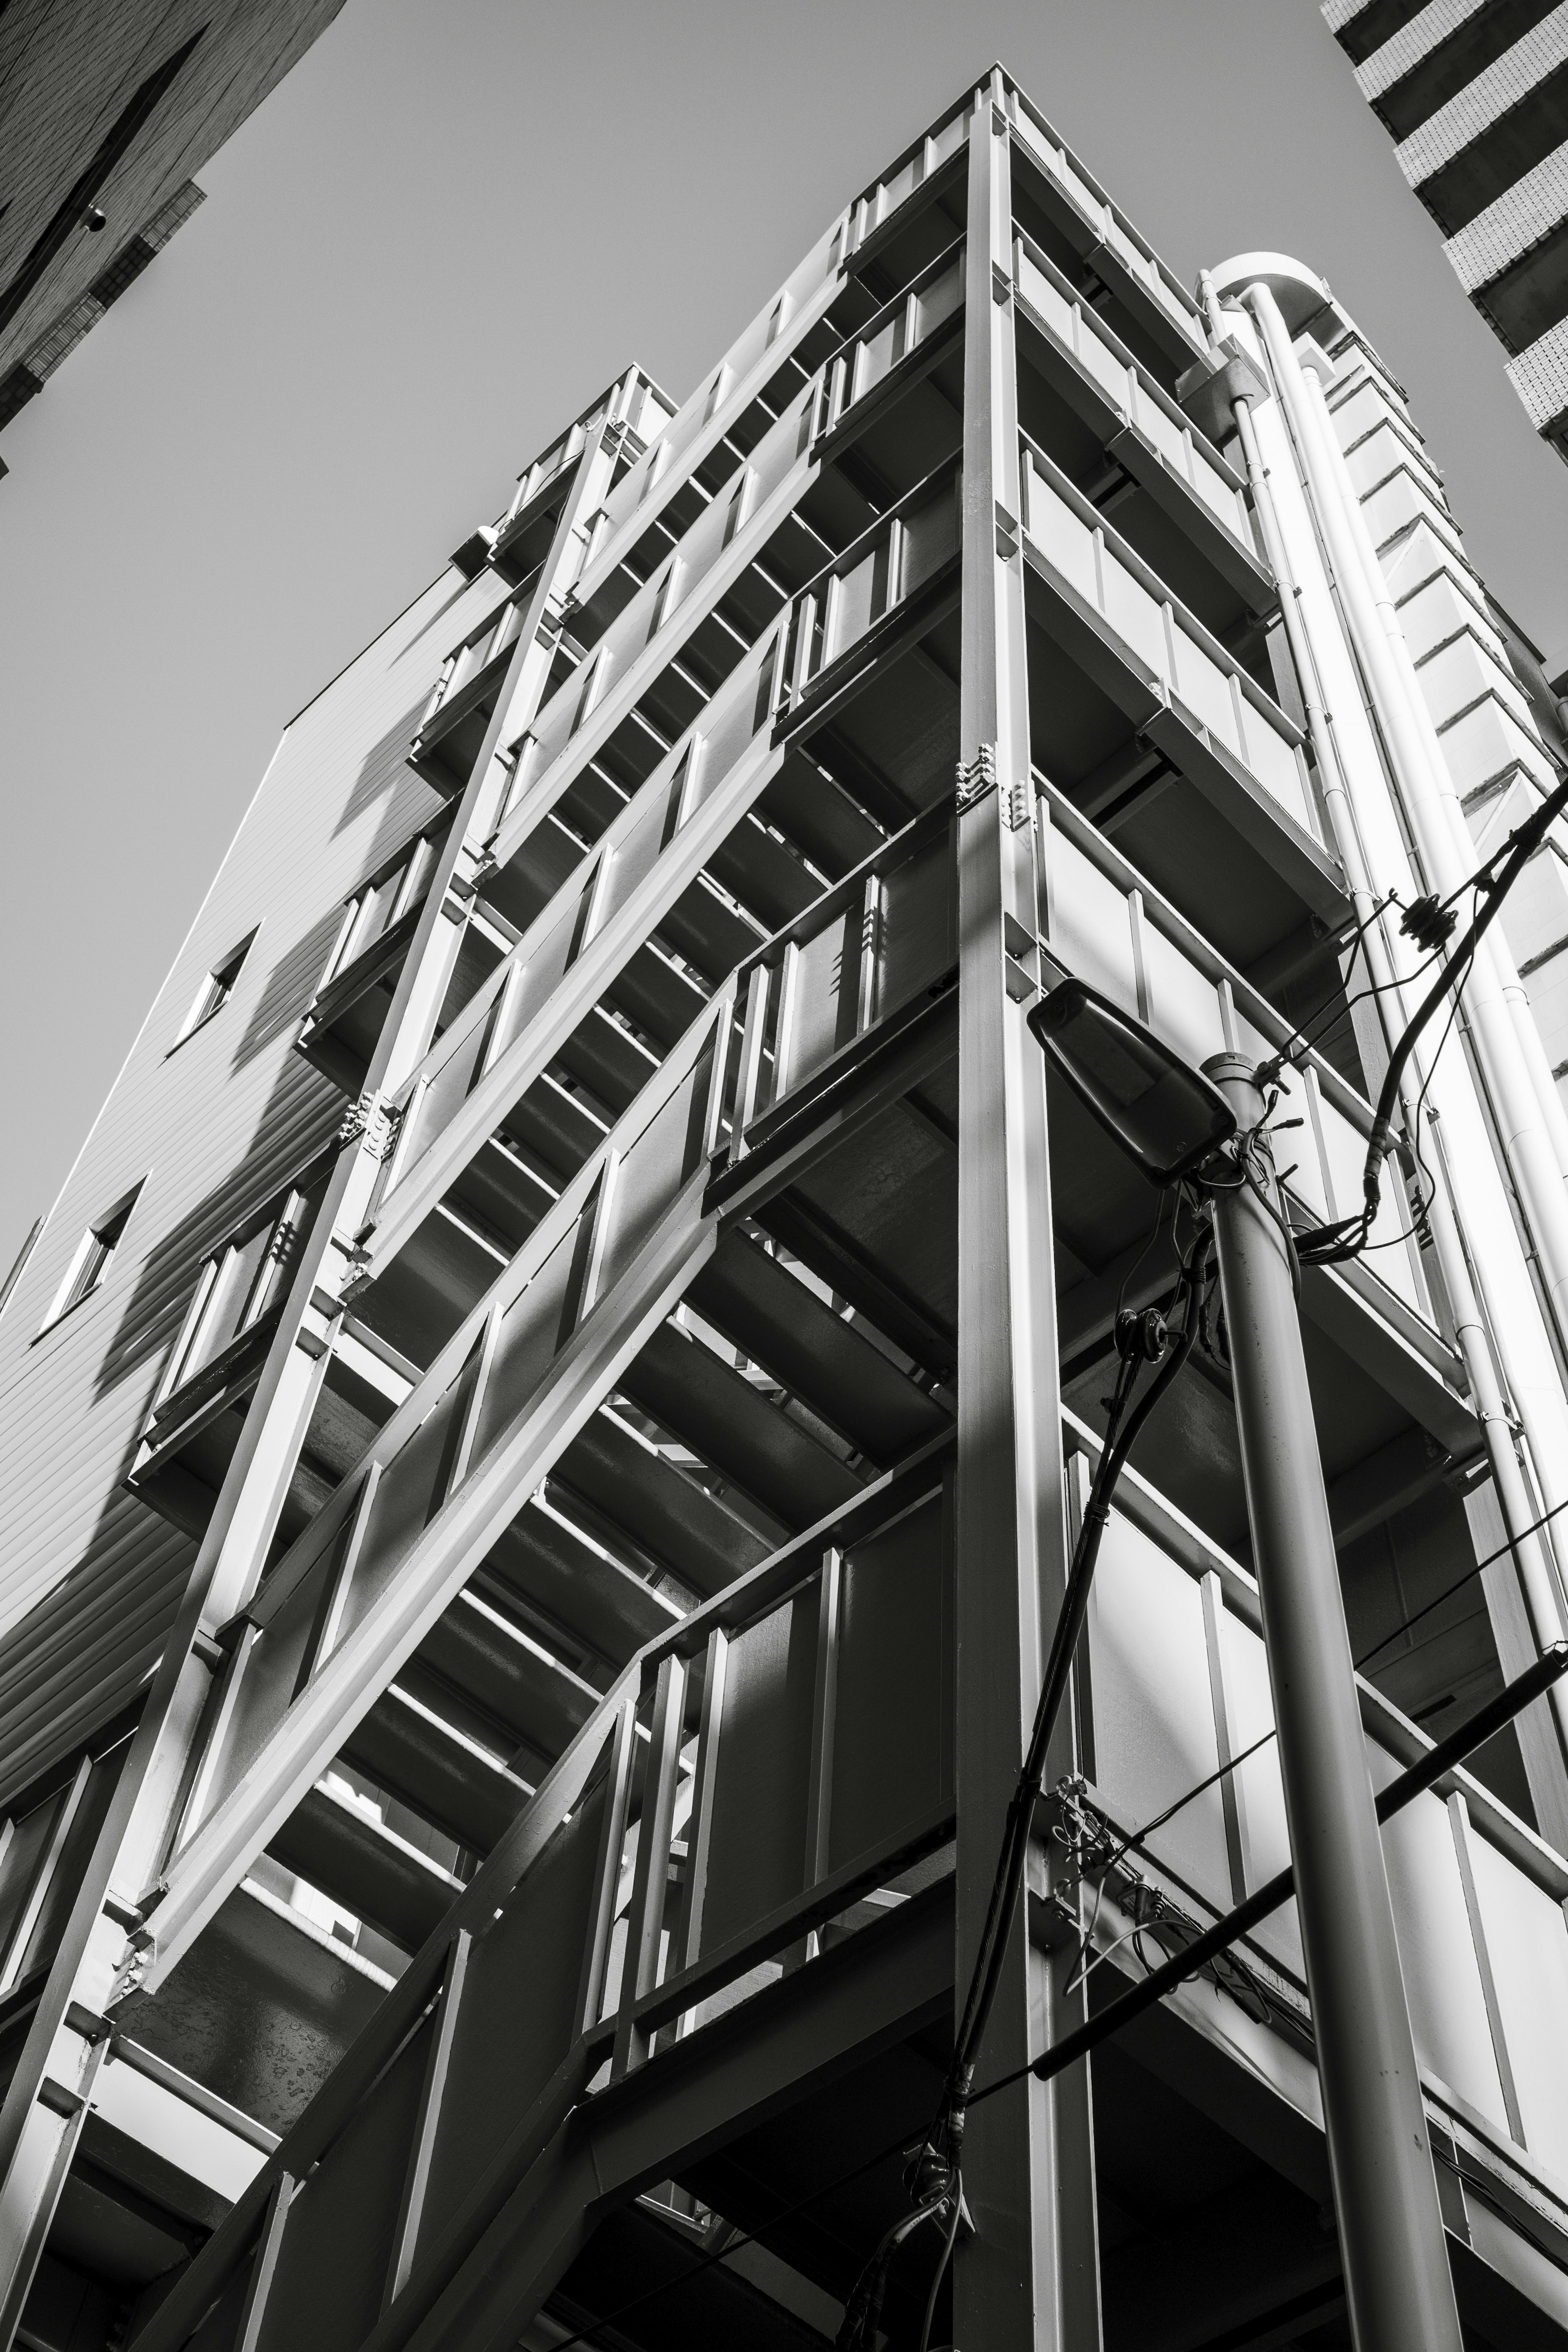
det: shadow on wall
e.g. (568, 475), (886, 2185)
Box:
(92, 1052), (340, 1407)
(394, 575), (476, 661)
(332, 696), (446, 841)
(0, 1482), (193, 1815)
(229, 905), (347, 1073)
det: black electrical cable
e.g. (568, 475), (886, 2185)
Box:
(915, 2168), (963, 2352)
(1254, 894), (1395, 1073)
(834, 2198), (946, 2351)
(828, 1236), (1218, 2341)
(1295, 767), (1568, 1269)
(502, 1646), (1568, 2352)
(1268, 939), (1446, 1077)
(1355, 1490), (1568, 1670)
(965, 1642), (1568, 2121)
(934, 1227), (1214, 2166)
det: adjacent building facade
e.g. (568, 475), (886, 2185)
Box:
(0, 0), (346, 461)
(8, 60), (1568, 2352)
(1323, 0), (1568, 463)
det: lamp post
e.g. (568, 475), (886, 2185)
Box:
(1027, 978), (1462, 2352)
(1202, 1054), (1461, 2352)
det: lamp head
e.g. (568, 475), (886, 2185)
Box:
(1028, 977), (1237, 1187)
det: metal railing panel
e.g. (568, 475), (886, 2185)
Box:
(818, 243), (964, 441)
(729, 806), (956, 1154)
(1040, 798), (1433, 1324)
(506, 382), (809, 816)
(145, 1008), (732, 1982)
(1004, 91), (1204, 356)
(363, 676), (783, 1271)
(251, 2014), (432, 2350)
(1074, 1416), (1568, 2170)
(1013, 235), (1247, 544)
(1020, 439), (1315, 840)
(583, 218), (844, 578)
(414, 1783), (611, 2256)
(1465, 1833), (1568, 2178)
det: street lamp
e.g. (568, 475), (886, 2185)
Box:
(1027, 976), (1235, 1186)
(1028, 980), (1464, 2352)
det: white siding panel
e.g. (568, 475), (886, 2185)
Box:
(0, 563), (500, 1794)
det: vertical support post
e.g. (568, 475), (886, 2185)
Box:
(612, 1655), (686, 2078)
(953, 74), (1097, 2352)
(679, 1630), (728, 1989)
(383, 1931), (472, 2309)
(235, 2172), (297, 2352)
(790, 1549), (842, 1969)
(1200, 1569), (1252, 1906)
(1446, 1795), (1526, 2148)
(1204, 1052), (1462, 2352)
(576, 1698), (639, 2039)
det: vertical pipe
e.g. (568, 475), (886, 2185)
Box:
(1284, 344), (1568, 1195)
(1232, 269), (1568, 1607)
(1204, 1053), (1462, 2352)
(1247, 286), (1568, 1355)
(1200, 283), (1568, 1779)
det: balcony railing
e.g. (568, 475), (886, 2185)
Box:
(1004, 85), (1206, 360)
(423, 593), (529, 726)
(498, 377), (813, 823)
(842, 100), (969, 258)
(370, 632), (781, 1231)
(1039, 776), (1435, 1332)
(1020, 435), (1320, 847)
(1071, 1411), (1568, 2189)
(720, 802), (956, 1180)
(171, 996), (735, 1864)
(780, 462), (960, 711)
(131, 1432), (955, 2352)
(1013, 233), (1252, 553)
(136, 1387), (1568, 2350)
(815, 242), (964, 446)
(585, 223), (843, 574)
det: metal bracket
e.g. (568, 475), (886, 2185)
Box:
(337, 1091), (401, 1162)
(956, 743), (998, 812)
(956, 745), (1031, 831)
(992, 259), (1013, 307)
(448, 848), (497, 905)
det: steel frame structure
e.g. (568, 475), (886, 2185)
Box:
(5, 63), (1568, 2352)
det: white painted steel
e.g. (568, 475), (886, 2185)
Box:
(1212, 284), (1568, 1604)
(1199, 275), (1568, 1800)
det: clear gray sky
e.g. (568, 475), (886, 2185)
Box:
(3, 0), (1565, 1271)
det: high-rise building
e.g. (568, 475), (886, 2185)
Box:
(7, 60), (1568, 2352)
(1322, 0), (1568, 465)
(0, 0), (346, 464)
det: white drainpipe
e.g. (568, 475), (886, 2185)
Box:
(1285, 323), (1568, 1195)
(1196, 275), (1568, 1752)
(1239, 279), (1568, 1399)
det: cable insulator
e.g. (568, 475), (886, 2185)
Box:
(1399, 894), (1458, 954)
(1114, 1305), (1168, 1363)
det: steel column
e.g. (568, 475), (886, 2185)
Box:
(954, 75), (1098, 2352)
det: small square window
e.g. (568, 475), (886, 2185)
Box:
(175, 931), (256, 1046)
(44, 1182), (144, 1328)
